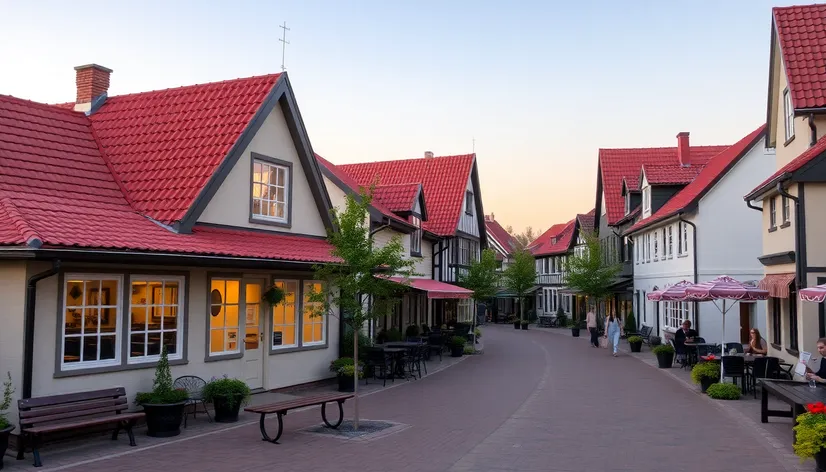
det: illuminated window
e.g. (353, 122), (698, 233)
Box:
(302, 281), (326, 345)
(209, 279), (241, 355)
(271, 280), (298, 349)
(62, 275), (122, 370)
(251, 158), (290, 223)
(129, 276), (184, 363)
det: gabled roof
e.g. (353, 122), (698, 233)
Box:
(529, 219), (576, 257)
(577, 209), (595, 235)
(747, 131), (826, 199)
(0, 76), (337, 264)
(338, 154), (479, 236)
(642, 164), (703, 186)
(484, 216), (517, 256)
(373, 183), (424, 216)
(628, 125), (765, 234)
(773, 4), (826, 110)
(598, 144), (730, 226)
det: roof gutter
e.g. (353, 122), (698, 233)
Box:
(776, 182), (804, 290)
(369, 218), (391, 237)
(23, 260), (61, 399)
(745, 200), (763, 212)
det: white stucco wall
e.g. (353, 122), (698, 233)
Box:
(0, 261), (29, 425)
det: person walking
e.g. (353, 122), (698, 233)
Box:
(604, 312), (623, 357)
(586, 309), (598, 347)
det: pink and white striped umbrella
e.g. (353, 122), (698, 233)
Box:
(800, 284), (826, 303)
(685, 275), (768, 301)
(646, 281), (693, 301)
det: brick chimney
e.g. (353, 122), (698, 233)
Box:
(424, 151), (434, 159)
(74, 64), (113, 113)
(485, 213), (495, 222)
(677, 132), (690, 166)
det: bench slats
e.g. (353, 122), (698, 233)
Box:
(21, 403), (129, 427)
(19, 397), (127, 419)
(245, 393), (354, 414)
(24, 412), (145, 434)
(18, 387), (126, 410)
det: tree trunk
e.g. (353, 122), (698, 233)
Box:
(519, 294), (524, 322)
(353, 328), (359, 431)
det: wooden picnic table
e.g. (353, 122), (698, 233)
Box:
(760, 379), (826, 441)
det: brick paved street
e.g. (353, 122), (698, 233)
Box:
(20, 325), (805, 472)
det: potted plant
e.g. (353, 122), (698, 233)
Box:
(330, 357), (363, 392)
(262, 284), (286, 305)
(0, 372), (14, 471)
(448, 336), (466, 357)
(690, 362), (720, 393)
(474, 327), (482, 344)
(623, 312), (636, 338)
(202, 375), (251, 423)
(706, 383), (740, 400)
(567, 321), (580, 337)
(652, 344), (674, 368)
(650, 335), (662, 346)
(521, 320), (529, 330)
(508, 315), (520, 329)
(627, 335), (643, 352)
(404, 325), (420, 339)
(793, 401), (826, 469)
(463, 345), (476, 355)
(135, 346), (189, 437)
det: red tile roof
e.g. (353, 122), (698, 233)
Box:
(643, 164), (703, 185)
(577, 209), (596, 235)
(599, 144), (730, 226)
(628, 125), (765, 234)
(774, 4), (826, 110)
(747, 132), (826, 198)
(485, 216), (517, 255)
(0, 81), (336, 264)
(373, 184), (421, 213)
(338, 154), (476, 236)
(529, 219), (576, 256)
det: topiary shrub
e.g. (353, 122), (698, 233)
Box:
(623, 312), (637, 334)
(706, 383), (741, 400)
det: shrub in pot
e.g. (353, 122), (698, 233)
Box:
(652, 344), (674, 368)
(203, 376), (251, 423)
(567, 321), (580, 337)
(627, 335), (643, 353)
(793, 401), (826, 469)
(463, 346), (476, 355)
(0, 372), (15, 470)
(508, 315), (520, 329)
(690, 362), (720, 393)
(706, 383), (740, 400)
(649, 335), (662, 346)
(404, 325), (420, 339)
(623, 312), (637, 337)
(135, 347), (189, 437)
(448, 336), (466, 357)
(521, 320), (529, 330)
(335, 365), (364, 392)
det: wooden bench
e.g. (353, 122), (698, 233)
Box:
(17, 387), (144, 467)
(244, 392), (354, 444)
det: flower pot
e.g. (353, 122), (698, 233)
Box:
(0, 425), (14, 470)
(700, 377), (715, 393)
(571, 328), (580, 337)
(656, 352), (674, 369)
(338, 374), (355, 393)
(816, 449), (826, 472)
(521, 324), (528, 330)
(450, 345), (464, 357)
(513, 322), (520, 329)
(629, 341), (642, 353)
(212, 394), (246, 423)
(142, 402), (186, 437)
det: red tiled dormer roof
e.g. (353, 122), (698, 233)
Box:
(338, 154), (476, 236)
(774, 4), (826, 110)
(642, 164), (704, 186)
(0, 85), (336, 264)
(373, 184), (422, 214)
(529, 219), (576, 257)
(577, 209), (595, 235)
(747, 132), (826, 199)
(484, 216), (517, 255)
(628, 125), (765, 234)
(89, 73), (282, 224)
(599, 144), (729, 226)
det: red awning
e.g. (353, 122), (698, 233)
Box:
(758, 273), (795, 299)
(385, 277), (473, 299)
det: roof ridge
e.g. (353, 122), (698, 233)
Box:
(0, 94), (84, 116)
(103, 72), (283, 101)
(599, 144), (730, 153)
(341, 153), (475, 168)
(87, 122), (137, 211)
(0, 194), (42, 247)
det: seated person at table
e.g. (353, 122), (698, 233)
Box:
(673, 320), (699, 361)
(744, 328), (768, 355)
(806, 338), (826, 382)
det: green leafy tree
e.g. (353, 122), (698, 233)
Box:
(459, 248), (500, 345)
(564, 231), (621, 322)
(307, 189), (416, 430)
(503, 249), (536, 322)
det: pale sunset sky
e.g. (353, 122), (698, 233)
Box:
(0, 0), (799, 234)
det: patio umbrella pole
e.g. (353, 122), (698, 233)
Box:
(720, 299), (726, 383)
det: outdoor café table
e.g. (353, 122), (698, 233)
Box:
(383, 341), (423, 348)
(375, 346), (407, 379)
(759, 379), (826, 435)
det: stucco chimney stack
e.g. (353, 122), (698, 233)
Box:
(74, 64), (113, 112)
(677, 132), (690, 166)
(485, 213), (494, 222)
(424, 151), (434, 159)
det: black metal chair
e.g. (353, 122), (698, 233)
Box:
(722, 356), (748, 394)
(173, 375), (212, 428)
(427, 333), (443, 361)
(750, 356), (783, 399)
(364, 348), (393, 387)
(726, 342), (744, 354)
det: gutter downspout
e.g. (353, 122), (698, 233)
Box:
(23, 260), (60, 399)
(678, 214), (700, 335)
(745, 200), (763, 212)
(810, 113), (818, 147)
(776, 182), (803, 290)
(431, 239), (450, 324)
(369, 218), (391, 237)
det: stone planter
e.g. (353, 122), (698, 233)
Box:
(212, 394), (246, 423)
(700, 377), (715, 394)
(338, 375), (355, 393)
(142, 402), (186, 437)
(450, 345), (464, 357)
(629, 340), (642, 353)
(656, 352), (674, 369)
(571, 328), (580, 337)
(513, 322), (520, 329)
(0, 425), (13, 470)
(520, 324), (529, 330)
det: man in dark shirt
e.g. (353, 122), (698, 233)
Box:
(806, 338), (826, 381)
(673, 320), (699, 362)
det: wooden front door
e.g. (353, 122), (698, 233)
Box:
(739, 303), (752, 344)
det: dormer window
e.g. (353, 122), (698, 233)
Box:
(410, 216), (422, 256)
(465, 191), (474, 216)
(624, 192), (630, 215)
(642, 187), (651, 216)
(251, 155), (292, 227)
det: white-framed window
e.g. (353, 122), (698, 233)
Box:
(271, 280), (298, 349)
(624, 192), (630, 215)
(678, 222), (689, 255)
(784, 88), (794, 142)
(653, 231), (659, 260)
(635, 238), (640, 264)
(769, 197), (777, 228)
(457, 299), (474, 323)
(252, 158), (290, 223)
(666, 225), (673, 258)
(642, 187), (651, 216)
(782, 196), (790, 224)
(61, 275), (122, 370)
(209, 278), (241, 356)
(410, 216), (422, 255)
(302, 281), (326, 345)
(128, 276), (184, 363)
(663, 301), (693, 330)
(465, 191), (474, 215)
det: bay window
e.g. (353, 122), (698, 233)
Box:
(62, 275), (122, 370)
(129, 276), (184, 363)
